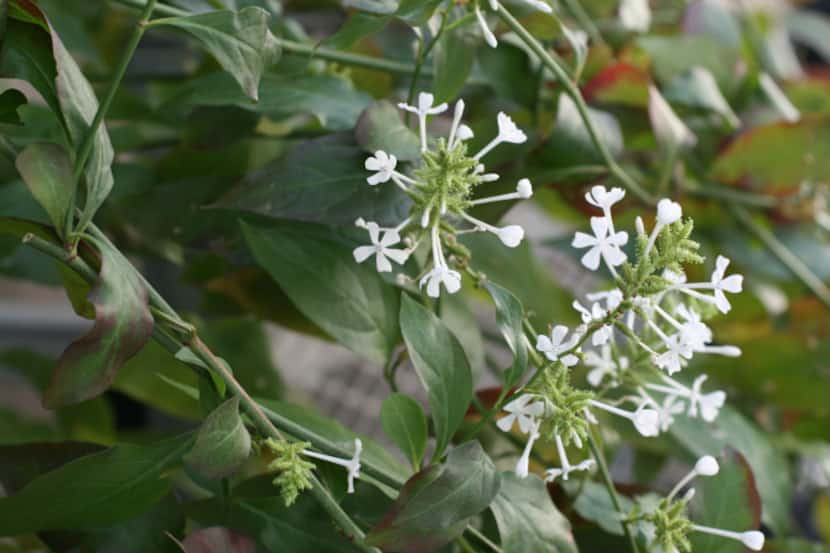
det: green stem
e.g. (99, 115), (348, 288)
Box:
(111, 0), (185, 16)
(496, 6), (654, 205)
(587, 432), (641, 553)
(67, 0), (157, 241)
(21, 233), (97, 282)
(560, 0), (604, 46)
(278, 38), (432, 77)
(732, 204), (830, 308)
(466, 526), (503, 553)
(406, 10), (448, 120)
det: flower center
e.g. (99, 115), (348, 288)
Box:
(411, 139), (480, 225)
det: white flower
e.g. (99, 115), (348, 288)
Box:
(584, 344), (626, 387)
(587, 288), (624, 311)
(656, 198), (682, 225)
(545, 434), (595, 482)
(419, 264), (461, 298)
(515, 420), (541, 478)
(619, 0), (652, 32)
(653, 333), (693, 375)
(475, 112), (527, 160)
(470, 179), (534, 205)
(399, 92), (448, 152)
(536, 325), (581, 366)
(516, 178), (533, 198)
(590, 399), (661, 437)
(695, 455), (720, 476)
(353, 221), (410, 272)
(676, 305), (713, 349)
(710, 255), (743, 314)
(460, 212), (525, 248)
(496, 394), (546, 434)
(364, 150), (397, 185)
(691, 526), (765, 551)
(302, 438), (363, 494)
(475, 4), (498, 48)
(585, 185), (626, 212)
(572, 216), (629, 271)
(688, 375), (726, 422)
(573, 300), (612, 346)
(648, 85), (697, 151)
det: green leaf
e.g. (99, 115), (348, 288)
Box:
(222, 134), (409, 226)
(365, 441), (501, 552)
(570, 480), (634, 536)
(490, 473), (578, 553)
(14, 142), (72, 239)
(668, 405), (791, 533)
(171, 71), (372, 131)
(432, 26), (475, 104)
(636, 35), (739, 90)
(399, 294), (472, 460)
(343, 0), (398, 15)
(82, 497), (184, 553)
(325, 11), (391, 50)
(242, 219), (401, 365)
(185, 397), (251, 479)
(485, 282), (528, 388)
(0, 433), (195, 535)
(0, 89), (26, 125)
(0, 19), (62, 124)
(150, 7), (280, 102)
(49, 13), (115, 231)
(46, 239), (154, 407)
(380, 393), (427, 469)
(689, 449), (762, 553)
(188, 478), (365, 552)
(439, 291), (485, 383)
(355, 101), (421, 161)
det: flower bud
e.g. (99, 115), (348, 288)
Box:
(695, 455), (719, 476)
(741, 531), (765, 551)
(657, 199), (682, 225)
(516, 178), (533, 199)
(497, 225), (525, 248)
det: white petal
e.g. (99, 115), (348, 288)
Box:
(475, 6), (498, 48)
(496, 112), (527, 144)
(496, 413), (516, 432)
(741, 531), (765, 551)
(353, 246), (375, 263)
(657, 198), (683, 225)
(456, 124), (474, 141)
(602, 245), (628, 267)
(572, 232), (597, 249)
(581, 247), (603, 271)
(619, 0), (651, 32)
(380, 230), (401, 247)
(516, 178), (533, 198)
(383, 248), (410, 265)
(633, 409), (660, 437)
(720, 274), (743, 294)
(536, 334), (553, 353)
(497, 225), (524, 248)
(375, 253), (392, 273)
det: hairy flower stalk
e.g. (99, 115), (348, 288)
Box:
(266, 438), (364, 503)
(495, 186), (751, 552)
(355, 92), (534, 297)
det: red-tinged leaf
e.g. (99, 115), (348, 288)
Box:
(180, 527), (256, 553)
(712, 115), (830, 192)
(46, 240), (154, 407)
(365, 442), (500, 553)
(582, 62), (650, 107)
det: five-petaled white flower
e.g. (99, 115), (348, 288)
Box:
(536, 325), (581, 366)
(497, 393), (546, 434)
(710, 255), (743, 313)
(572, 216), (629, 271)
(365, 150), (397, 185)
(585, 185), (625, 212)
(353, 221), (410, 272)
(687, 375), (726, 422)
(420, 264), (461, 298)
(399, 92), (448, 152)
(653, 333), (693, 375)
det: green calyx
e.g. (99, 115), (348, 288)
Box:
(528, 365), (595, 447)
(643, 496), (694, 553)
(622, 218), (704, 297)
(264, 438), (315, 507)
(410, 139), (482, 226)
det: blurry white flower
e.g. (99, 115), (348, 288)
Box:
(648, 85), (697, 150)
(619, 0), (651, 32)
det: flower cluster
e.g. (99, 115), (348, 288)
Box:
(630, 455), (765, 552)
(266, 437), (363, 505)
(354, 92), (533, 297)
(496, 185), (744, 493)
